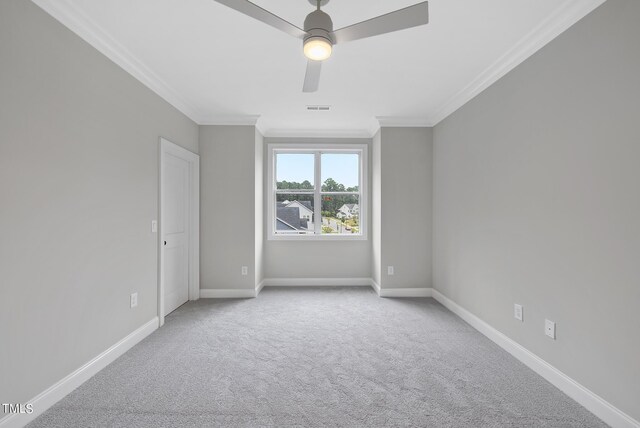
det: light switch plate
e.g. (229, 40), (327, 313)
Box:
(387, 266), (394, 275)
(241, 266), (248, 276)
(151, 220), (157, 233)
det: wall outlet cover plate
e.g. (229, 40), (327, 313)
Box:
(514, 304), (523, 321)
(545, 319), (556, 339)
(130, 292), (138, 308)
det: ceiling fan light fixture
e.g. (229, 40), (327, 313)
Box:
(213, 0), (429, 92)
(303, 36), (332, 61)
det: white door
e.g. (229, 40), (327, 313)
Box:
(162, 152), (190, 315)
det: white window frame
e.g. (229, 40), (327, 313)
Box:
(267, 143), (367, 241)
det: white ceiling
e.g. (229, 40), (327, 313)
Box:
(33, 0), (605, 135)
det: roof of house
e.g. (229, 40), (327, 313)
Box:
(285, 200), (313, 212)
(276, 218), (297, 231)
(299, 201), (312, 211)
(276, 207), (308, 231)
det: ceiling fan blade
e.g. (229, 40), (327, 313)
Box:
(214, 0), (306, 39)
(332, 1), (429, 44)
(302, 60), (322, 93)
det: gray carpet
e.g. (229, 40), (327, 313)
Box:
(29, 287), (607, 427)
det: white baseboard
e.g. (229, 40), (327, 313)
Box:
(201, 279), (372, 298)
(371, 279), (381, 295)
(370, 280), (433, 298)
(259, 279), (430, 298)
(262, 277), (373, 287)
(431, 289), (640, 428)
(255, 279), (265, 295)
(378, 287), (433, 298)
(199, 288), (257, 298)
(0, 317), (158, 428)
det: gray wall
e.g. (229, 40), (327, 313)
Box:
(202, 131), (433, 285)
(433, 0), (640, 421)
(263, 138), (373, 279)
(371, 131), (382, 286)
(199, 125), (258, 290)
(0, 0), (198, 404)
(376, 128), (433, 290)
(255, 129), (265, 285)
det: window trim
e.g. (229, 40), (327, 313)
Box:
(267, 143), (368, 241)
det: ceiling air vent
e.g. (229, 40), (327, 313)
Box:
(307, 105), (331, 111)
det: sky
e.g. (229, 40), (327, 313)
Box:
(276, 153), (359, 187)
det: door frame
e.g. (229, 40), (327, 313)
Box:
(159, 137), (200, 327)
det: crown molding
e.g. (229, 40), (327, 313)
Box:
(199, 115), (261, 126)
(261, 116), (379, 139)
(262, 128), (376, 139)
(31, 0), (204, 124)
(376, 116), (434, 128)
(255, 120), (267, 137)
(366, 119), (381, 137)
(32, 0), (606, 132)
(429, 0), (607, 126)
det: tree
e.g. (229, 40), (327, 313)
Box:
(276, 178), (357, 219)
(277, 180), (313, 190)
(321, 178), (358, 216)
(321, 178), (345, 192)
(322, 226), (334, 234)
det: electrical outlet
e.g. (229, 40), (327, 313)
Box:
(241, 266), (248, 276)
(130, 292), (138, 308)
(151, 220), (157, 233)
(387, 266), (394, 275)
(514, 304), (523, 321)
(545, 319), (556, 339)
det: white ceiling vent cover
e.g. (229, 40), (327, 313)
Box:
(307, 105), (331, 111)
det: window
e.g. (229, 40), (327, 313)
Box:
(268, 144), (367, 240)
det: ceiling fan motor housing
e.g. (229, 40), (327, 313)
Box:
(303, 9), (334, 45)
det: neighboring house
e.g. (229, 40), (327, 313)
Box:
(336, 203), (359, 219)
(276, 206), (310, 232)
(285, 200), (313, 222)
(277, 200), (314, 232)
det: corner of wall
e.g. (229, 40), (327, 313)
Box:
(255, 127), (265, 290)
(376, 127), (433, 291)
(371, 130), (382, 286)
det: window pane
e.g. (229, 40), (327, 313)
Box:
(275, 194), (315, 234)
(276, 153), (314, 190)
(321, 153), (359, 192)
(321, 195), (360, 235)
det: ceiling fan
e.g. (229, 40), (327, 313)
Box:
(214, 0), (429, 92)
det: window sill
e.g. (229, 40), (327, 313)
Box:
(268, 234), (368, 241)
